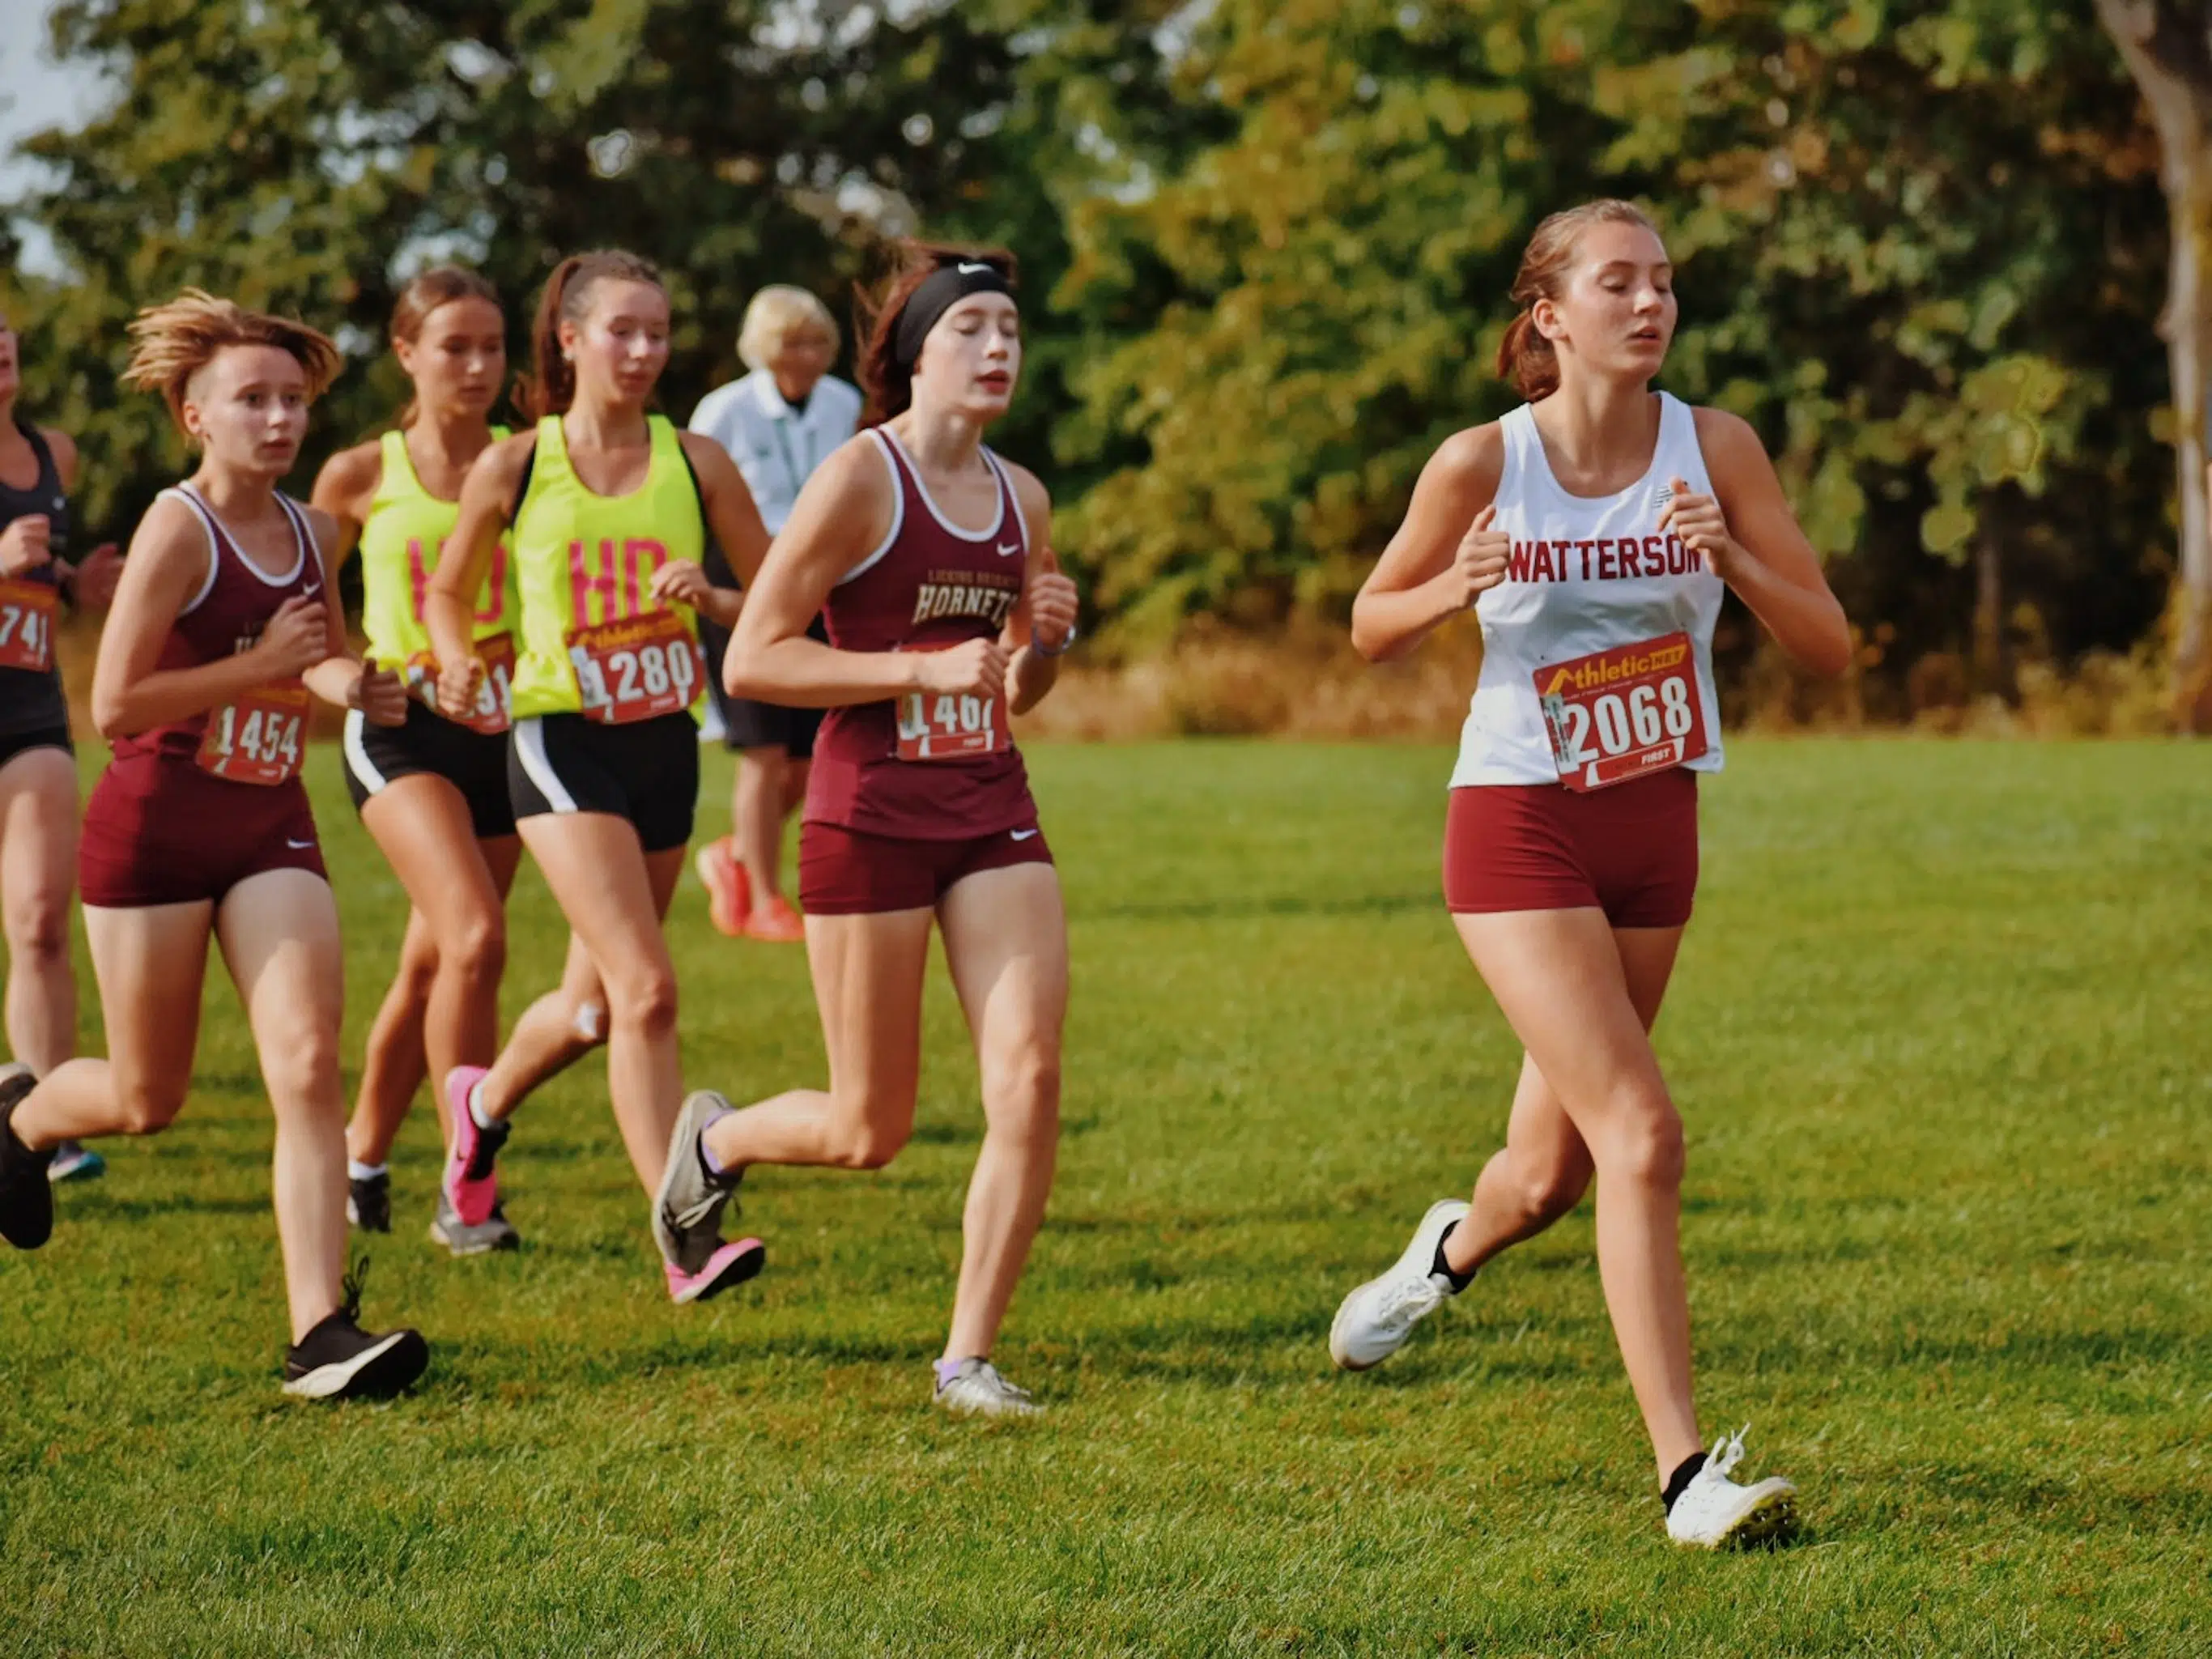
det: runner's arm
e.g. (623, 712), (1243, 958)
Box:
(678, 431), (769, 624)
(307, 440), (377, 573)
(41, 428), (121, 610)
(1352, 424), (1505, 663)
(722, 436), (928, 708)
(297, 505), (403, 724)
(1686, 409), (1852, 678)
(1002, 466), (1071, 716)
(89, 496), (307, 738)
(424, 434), (531, 672)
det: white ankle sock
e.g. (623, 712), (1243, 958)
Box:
(347, 1159), (387, 1182)
(467, 1083), (497, 1133)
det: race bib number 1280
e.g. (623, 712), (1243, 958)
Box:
(567, 610), (701, 726)
(1534, 632), (1709, 792)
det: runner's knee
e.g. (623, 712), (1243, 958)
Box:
(982, 1049), (1061, 1139)
(1600, 1094), (1684, 1190)
(1513, 1157), (1590, 1223)
(826, 1099), (912, 1169)
(260, 1021), (344, 1111)
(114, 1078), (187, 1135)
(441, 909), (506, 990)
(606, 967), (678, 1040)
(4, 892), (69, 964)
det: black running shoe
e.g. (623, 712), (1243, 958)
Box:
(281, 1258), (429, 1400)
(0, 1064), (54, 1250)
(347, 1169), (392, 1233)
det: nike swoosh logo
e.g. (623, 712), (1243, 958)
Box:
(1010, 828), (1039, 842)
(957, 262), (993, 274)
(997, 542), (1019, 557)
(285, 838), (316, 850)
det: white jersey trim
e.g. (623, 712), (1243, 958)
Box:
(838, 429), (907, 586)
(158, 488), (223, 617)
(879, 428), (1006, 544)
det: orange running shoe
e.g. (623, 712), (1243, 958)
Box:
(695, 838), (750, 938)
(743, 894), (806, 943)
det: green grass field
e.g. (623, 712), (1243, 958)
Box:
(3, 738), (2209, 1656)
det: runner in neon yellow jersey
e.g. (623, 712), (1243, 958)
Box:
(313, 267), (529, 1257)
(426, 249), (773, 1303)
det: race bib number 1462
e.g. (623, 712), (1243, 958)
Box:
(1535, 632), (1709, 793)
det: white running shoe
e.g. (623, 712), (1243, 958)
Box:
(1665, 1427), (1799, 1549)
(933, 1358), (1041, 1419)
(1329, 1197), (1470, 1371)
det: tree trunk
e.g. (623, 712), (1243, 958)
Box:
(1972, 527), (2009, 700)
(2095, 0), (2212, 730)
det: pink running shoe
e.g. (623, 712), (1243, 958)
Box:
(666, 1236), (765, 1304)
(440, 1066), (504, 1228)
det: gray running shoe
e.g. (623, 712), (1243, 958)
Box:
(933, 1358), (1042, 1419)
(653, 1090), (737, 1274)
(47, 1140), (105, 1184)
(429, 1188), (519, 1257)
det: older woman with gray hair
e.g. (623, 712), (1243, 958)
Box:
(689, 285), (862, 941)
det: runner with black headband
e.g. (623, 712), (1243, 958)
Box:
(658, 243), (1081, 1417)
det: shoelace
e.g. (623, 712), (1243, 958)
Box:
(1371, 1272), (1445, 1331)
(1705, 1424), (1751, 1482)
(956, 1362), (1032, 1403)
(338, 1253), (372, 1325)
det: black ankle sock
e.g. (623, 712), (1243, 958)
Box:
(1429, 1221), (1475, 1294)
(1661, 1450), (1708, 1514)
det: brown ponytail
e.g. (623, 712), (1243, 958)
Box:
(855, 240), (1018, 426)
(1496, 199), (1662, 402)
(389, 265), (501, 426)
(516, 249), (661, 421)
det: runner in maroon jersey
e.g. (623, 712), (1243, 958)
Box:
(657, 242), (1079, 1418)
(0, 291), (429, 1400)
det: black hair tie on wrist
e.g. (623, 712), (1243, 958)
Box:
(892, 261), (1015, 371)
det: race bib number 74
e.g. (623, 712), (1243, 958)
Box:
(0, 580), (56, 673)
(1535, 632), (1709, 792)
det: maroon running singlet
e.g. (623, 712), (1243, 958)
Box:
(78, 484), (329, 908)
(799, 428), (1051, 915)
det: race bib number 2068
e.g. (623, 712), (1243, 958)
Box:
(1534, 632), (1708, 793)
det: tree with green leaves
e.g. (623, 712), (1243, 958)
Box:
(2095, 0), (2212, 726)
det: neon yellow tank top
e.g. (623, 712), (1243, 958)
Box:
(357, 425), (515, 668)
(508, 412), (706, 720)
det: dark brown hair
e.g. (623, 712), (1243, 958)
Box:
(390, 266), (501, 425)
(1496, 200), (1663, 402)
(121, 289), (342, 435)
(517, 249), (661, 420)
(856, 240), (1018, 425)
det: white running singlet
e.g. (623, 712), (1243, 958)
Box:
(1449, 392), (1726, 788)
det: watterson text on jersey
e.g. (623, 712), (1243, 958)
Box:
(1507, 534), (1703, 585)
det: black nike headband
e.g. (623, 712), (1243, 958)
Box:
(892, 261), (1015, 369)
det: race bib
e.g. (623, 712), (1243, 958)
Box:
(403, 632), (516, 735)
(0, 580), (56, 673)
(198, 682), (309, 786)
(1534, 632), (1709, 792)
(894, 644), (1008, 761)
(567, 610), (701, 726)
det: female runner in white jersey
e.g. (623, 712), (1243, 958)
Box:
(1327, 202), (1851, 1547)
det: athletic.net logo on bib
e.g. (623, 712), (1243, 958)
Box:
(1535, 632), (1708, 792)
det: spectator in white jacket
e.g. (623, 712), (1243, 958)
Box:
(688, 287), (862, 941)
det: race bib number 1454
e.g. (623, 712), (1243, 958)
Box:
(1535, 632), (1709, 793)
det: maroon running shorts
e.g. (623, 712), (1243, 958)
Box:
(79, 755), (327, 909)
(799, 818), (1054, 916)
(1442, 767), (1697, 929)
